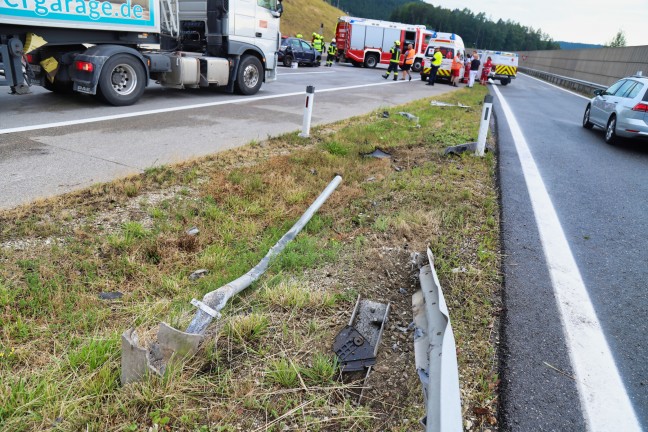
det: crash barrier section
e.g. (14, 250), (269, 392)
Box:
(516, 45), (648, 88)
(299, 85), (315, 138)
(519, 67), (606, 95)
(413, 249), (462, 432)
(121, 175), (343, 384)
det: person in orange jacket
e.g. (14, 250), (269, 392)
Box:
(400, 44), (415, 81)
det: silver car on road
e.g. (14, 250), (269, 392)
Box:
(582, 73), (648, 144)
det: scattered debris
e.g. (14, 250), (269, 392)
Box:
(381, 111), (390, 118)
(366, 176), (376, 182)
(310, 168), (317, 175)
(398, 112), (419, 122)
(99, 291), (123, 300)
(451, 267), (467, 274)
(186, 226), (199, 236)
(430, 100), (471, 108)
(188, 269), (209, 281)
(444, 142), (493, 156)
(361, 148), (392, 159)
(333, 295), (390, 402)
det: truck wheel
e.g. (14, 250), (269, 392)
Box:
(500, 77), (510, 86)
(97, 54), (146, 106)
(364, 54), (378, 68)
(412, 60), (422, 73)
(235, 55), (263, 95)
(283, 55), (293, 67)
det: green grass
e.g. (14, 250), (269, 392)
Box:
(0, 86), (500, 431)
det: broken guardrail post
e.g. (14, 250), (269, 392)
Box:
(412, 248), (462, 432)
(475, 94), (493, 157)
(121, 175), (343, 385)
(298, 85), (315, 138)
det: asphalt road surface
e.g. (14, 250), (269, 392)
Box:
(0, 63), (453, 209)
(495, 74), (648, 431)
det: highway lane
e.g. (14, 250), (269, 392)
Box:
(495, 74), (648, 430)
(0, 64), (453, 209)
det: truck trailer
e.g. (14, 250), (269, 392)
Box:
(335, 16), (431, 72)
(0, 0), (282, 105)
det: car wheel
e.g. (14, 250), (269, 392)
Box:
(283, 55), (293, 67)
(604, 115), (618, 144)
(364, 54), (378, 68)
(582, 104), (594, 129)
(96, 54), (146, 106)
(412, 60), (422, 73)
(235, 55), (263, 95)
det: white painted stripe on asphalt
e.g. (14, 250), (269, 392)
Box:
(0, 80), (406, 135)
(519, 72), (590, 100)
(277, 71), (336, 75)
(493, 84), (641, 432)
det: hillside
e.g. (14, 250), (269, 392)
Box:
(281, 0), (344, 41)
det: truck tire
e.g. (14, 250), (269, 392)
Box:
(364, 54), (378, 68)
(500, 77), (511, 86)
(96, 54), (146, 106)
(412, 60), (422, 73)
(235, 55), (263, 95)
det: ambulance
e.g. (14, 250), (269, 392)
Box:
(480, 50), (518, 85)
(420, 32), (466, 83)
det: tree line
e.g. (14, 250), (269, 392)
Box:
(390, 3), (559, 51)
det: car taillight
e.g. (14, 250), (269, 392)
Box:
(632, 102), (648, 112)
(75, 61), (94, 72)
(25, 53), (34, 63)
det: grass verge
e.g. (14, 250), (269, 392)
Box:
(0, 86), (500, 431)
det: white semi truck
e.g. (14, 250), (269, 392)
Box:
(0, 0), (282, 105)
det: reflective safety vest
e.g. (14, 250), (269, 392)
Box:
(296, 33), (303, 38)
(328, 44), (336, 55)
(432, 51), (443, 67)
(390, 46), (401, 63)
(313, 37), (323, 52)
(405, 49), (415, 65)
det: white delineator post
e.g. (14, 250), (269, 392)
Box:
(299, 85), (315, 138)
(475, 94), (493, 156)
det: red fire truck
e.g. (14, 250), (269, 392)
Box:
(335, 16), (432, 72)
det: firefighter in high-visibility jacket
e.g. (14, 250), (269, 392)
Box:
(326, 39), (336, 67)
(312, 33), (323, 54)
(382, 41), (401, 81)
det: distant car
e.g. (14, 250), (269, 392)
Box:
(582, 73), (648, 144)
(278, 37), (322, 67)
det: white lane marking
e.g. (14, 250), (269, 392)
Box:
(493, 84), (641, 432)
(519, 72), (590, 100)
(278, 71), (336, 75)
(0, 80), (406, 135)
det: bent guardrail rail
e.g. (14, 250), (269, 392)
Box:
(121, 175), (343, 385)
(412, 248), (462, 432)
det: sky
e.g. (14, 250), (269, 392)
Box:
(423, 0), (646, 46)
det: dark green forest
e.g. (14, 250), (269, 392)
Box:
(327, 0), (421, 21)
(326, 0), (560, 51)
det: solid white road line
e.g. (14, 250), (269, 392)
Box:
(0, 80), (406, 135)
(493, 84), (641, 432)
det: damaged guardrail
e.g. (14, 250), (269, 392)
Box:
(412, 249), (462, 432)
(121, 175), (343, 385)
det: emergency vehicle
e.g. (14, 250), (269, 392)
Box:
(335, 16), (432, 72)
(420, 32), (466, 82)
(480, 50), (518, 85)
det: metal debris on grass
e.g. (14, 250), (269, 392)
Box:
(398, 112), (419, 122)
(444, 142), (493, 156)
(430, 100), (471, 108)
(361, 148), (392, 159)
(186, 226), (199, 236)
(189, 269), (209, 281)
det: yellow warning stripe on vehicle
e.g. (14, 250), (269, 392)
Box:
(494, 65), (517, 76)
(422, 66), (451, 76)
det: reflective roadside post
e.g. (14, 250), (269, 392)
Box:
(299, 85), (315, 138)
(475, 94), (493, 156)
